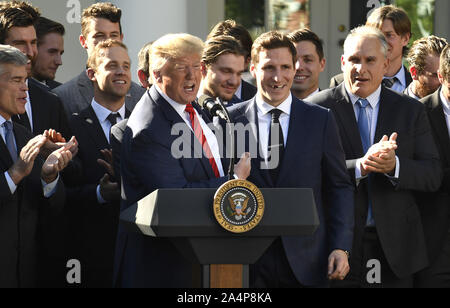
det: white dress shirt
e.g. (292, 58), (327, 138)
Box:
(156, 85), (225, 177)
(440, 90), (450, 139)
(255, 94), (292, 164)
(0, 114), (58, 197)
(405, 83), (420, 100)
(235, 81), (243, 100)
(345, 84), (400, 182)
(23, 79), (34, 132)
(304, 88), (320, 100)
(91, 99), (126, 144)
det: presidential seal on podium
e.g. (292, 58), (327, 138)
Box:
(213, 180), (265, 234)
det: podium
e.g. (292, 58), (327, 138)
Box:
(120, 187), (319, 288)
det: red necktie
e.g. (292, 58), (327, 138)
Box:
(185, 103), (220, 178)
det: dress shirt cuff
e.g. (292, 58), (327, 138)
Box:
(233, 174), (239, 180)
(97, 184), (107, 204)
(4, 171), (17, 194)
(384, 156), (400, 186)
(355, 158), (368, 186)
(42, 174), (59, 198)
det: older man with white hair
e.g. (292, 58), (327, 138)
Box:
(309, 26), (442, 288)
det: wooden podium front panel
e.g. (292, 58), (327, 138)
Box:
(210, 265), (243, 288)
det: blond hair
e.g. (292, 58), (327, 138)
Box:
(87, 39), (128, 70)
(150, 33), (204, 74)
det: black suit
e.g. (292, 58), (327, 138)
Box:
(46, 80), (62, 90)
(0, 122), (65, 288)
(329, 66), (413, 90)
(110, 118), (128, 188)
(67, 106), (129, 287)
(309, 84), (442, 287)
(13, 78), (72, 140)
(241, 80), (257, 101)
(413, 88), (450, 287)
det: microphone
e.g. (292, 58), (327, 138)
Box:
(197, 95), (228, 121)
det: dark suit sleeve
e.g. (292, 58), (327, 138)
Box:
(129, 130), (228, 192)
(0, 173), (13, 199)
(397, 107), (443, 192)
(322, 111), (355, 253)
(55, 96), (73, 140)
(443, 168), (450, 193)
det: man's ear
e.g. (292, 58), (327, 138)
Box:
(138, 69), (150, 88)
(153, 70), (162, 83)
(409, 66), (418, 81)
(201, 62), (208, 78)
(79, 35), (88, 50)
(250, 63), (257, 79)
(87, 68), (96, 82)
(320, 57), (326, 72)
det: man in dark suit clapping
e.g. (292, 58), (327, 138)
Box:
(309, 26), (442, 288)
(0, 45), (74, 288)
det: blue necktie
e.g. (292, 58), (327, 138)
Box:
(3, 121), (17, 162)
(357, 99), (370, 152)
(357, 99), (375, 226)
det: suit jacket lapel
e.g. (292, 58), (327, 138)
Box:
(0, 135), (13, 168)
(374, 87), (397, 142)
(429, 89), (450, 166)
(332, 84), (365, 157)
(80, 107), (110, 151)
(244, 100), (273, 187)
(149, 87), (217, 179)
(77, 71), (95, 107)
(276, 98), (307, 185)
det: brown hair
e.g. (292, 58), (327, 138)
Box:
(35, 16), (65, 45)
(0, 1), (40, 43)
(288, 28), (324, 60)
(407, 36), (448, 74)
(202, 35), (247, 66)
(137, 42), (152, 76)
(87, 39), (128, 70)
(366, 5), (411, 56)
(207, 20), (253, 59)
(251, 31), (297, 66)
(440, 45), (450, 81)
(81, 2), (122, 38)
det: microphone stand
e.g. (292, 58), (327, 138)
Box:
(215, 98), (235, 181)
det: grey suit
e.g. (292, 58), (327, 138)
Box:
(53, 71), (146, 116)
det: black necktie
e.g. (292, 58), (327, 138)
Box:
(268, 109), (285, 183)
(106, 113), (120, 127)
(12, 112), (32, 132)
(382, 77), (398, 89)
(3, 121), (17, 162)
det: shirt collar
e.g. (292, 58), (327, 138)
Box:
(345, 84), (382, 109)
(235, 81), (243, 100)
(406, 84), (420, 100)
(440, 89), (450, 115)
(91, 99), (126, 123)
(155, 84), (190, 116)
(304, 88), (320, 100)
(255, 92), (292, 116)
(0, 114), (8, 127)
(384, 65), (406, 88)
